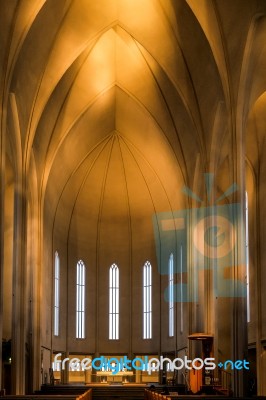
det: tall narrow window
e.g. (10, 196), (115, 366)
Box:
(143, 261), (152, 339)
(245, 191), (250, 323)
(180, 245), (183, 333)
(76, 260), (85, 339)
(109, 264), (119, 340)
(54, 252), (60, 336)
(169, 253), (174, 337)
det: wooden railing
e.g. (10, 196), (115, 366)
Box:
(144, 388), (265, 400)
(0, 388), (92, 400)
(144, 389), (169, 400)
(39, 385), (145, 400)
(212, 368), (232, 395)
(76, 389), (92, 400)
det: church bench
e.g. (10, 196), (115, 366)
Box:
(0, 389), (92, 400)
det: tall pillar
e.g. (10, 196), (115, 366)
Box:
(11, 177), (27, 394)
(229, 107), (248, 397)
(28, 203), (40, 391)
(0, 104), (6, 390)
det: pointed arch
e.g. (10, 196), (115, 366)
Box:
(143, 261), (152, 339)
(54, 251), (60, 336)
(168, 253), (174, 337)
(109, 263), (119, 340)
(76, 259), (86, 339)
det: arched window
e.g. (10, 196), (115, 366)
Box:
(169, 253), (174, 337)
(76, 260), (85, 339)
(54, 252), (60, 336)
(109, 264), (119, 340)
(245, 191), (250, 323)
(143, 261), (152, 339)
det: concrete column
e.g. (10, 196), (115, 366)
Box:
(11, 178), (27, 394)
(231, 110), (248, 397)
(0, 106), (6, 390)
(29, 199), (42, 392)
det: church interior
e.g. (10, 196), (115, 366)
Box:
(1, 0), (266, 398)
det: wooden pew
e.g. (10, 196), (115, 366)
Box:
(0, 388), (92, 400)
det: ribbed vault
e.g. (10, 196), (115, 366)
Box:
(2, 0), (266, 393)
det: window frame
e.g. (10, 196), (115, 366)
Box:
(109, 264), (119, 340)
(54, 251), (60, 337)
(76, 260), (86, 339)
(169, 253), (174, 337)
(143, 261), (152, 339)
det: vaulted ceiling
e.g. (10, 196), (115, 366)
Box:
(2, 0), (266, 260)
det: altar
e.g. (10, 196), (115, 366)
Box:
(96, 371), (134, 383)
